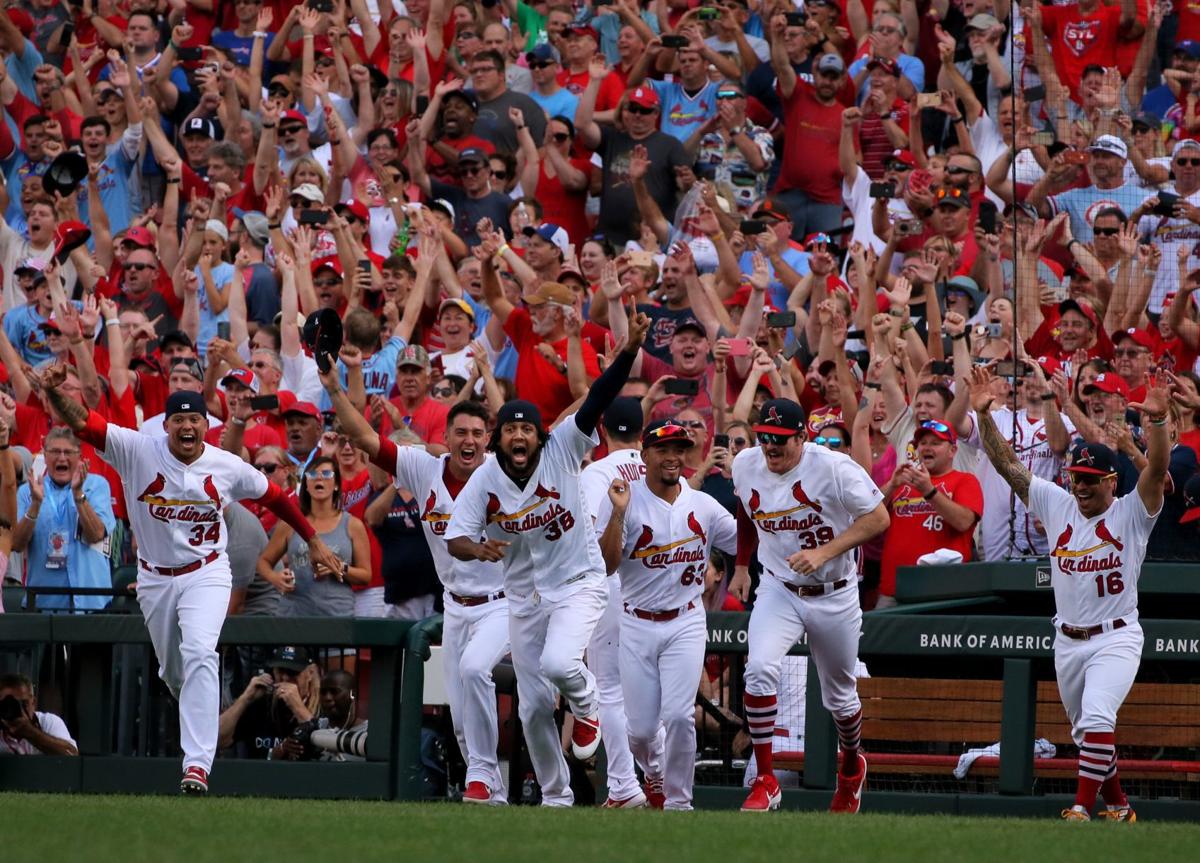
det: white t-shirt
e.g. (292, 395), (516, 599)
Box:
(596, 481), (736, 611)
(963, 407), (1076, 561)
(732, 443), (884, 586)
(140, 411), (224, 437)
(0, 711), (75, 754)
(391, 447), (504, 596)
(1137, 186), (1200, 314)
(445, 414), (607, 613)
(98, 426), (268, 568)
(580, 448), (646, 518)
(882, 404), (978, 472)
(1026, 474), (1158, 629)
(842, 169), (913, 254)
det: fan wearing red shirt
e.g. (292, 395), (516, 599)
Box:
(1026, 298), (1115, 364)
(771, 31), (853, 240)
(856, 58), (911, 181)
(878, 421), (983, 608)
(389, 345), (450, 447)
(1039, 0), (1142, 103)
(422, 84), (496, 187)
(1158, 288), (1200, 375)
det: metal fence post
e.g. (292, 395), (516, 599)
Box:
(999, 657), (1036, 795)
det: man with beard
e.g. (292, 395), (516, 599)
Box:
(597, 419), (737, 810)
(731, 398), (889, 812)
(409, 143), (513, 246)
(39, 367), (341, 795)
(969, 364), (1165, 823)
(322, 364), (510, 803)
(445, 307), (650, 808)
(419, 81), (495, 187)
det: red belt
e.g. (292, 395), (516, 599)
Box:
(1060, 618), (1126, 641)
(139, 550), (219, 577)
(625, 601), (696, 622)
(450, 590), (506, 607)
(782, 578), (850, 597)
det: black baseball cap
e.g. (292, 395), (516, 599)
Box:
(1181, 475), (1200, 524)
(160, 330), (193, 351)
(268, 645), (316, 671)
(673, 317), (707, 338)
(642, 418), (694, 449)
(164, 391), (206, 419)
(497, 399), (543, 431)
(752, 398), (806, 437)
(603, 397), (644, 438)
(1066, 442), (1118, 476)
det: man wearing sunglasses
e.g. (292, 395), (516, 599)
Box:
(877, 420), (982, 609)
(969, 364), (1167, 823)
(408, 141), (513, 246)
(1132, 139), (1200, 314)
(731, 397), (889, 813)
(526, 43), (578, 123)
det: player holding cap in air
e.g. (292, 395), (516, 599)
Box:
(970, 365), (1169, 823)
(732, 398), (889, 813)
(446, 308), (651, 807)
(36, 365), (341, 796)
(596, 419), (737, 811)
(319, 356), (510, 805)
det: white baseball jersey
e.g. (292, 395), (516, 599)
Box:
(392, 447), (505, 596)
(98, 425), (268, 567)
(732, 444), (884, 586)
(964, 407), (1076, 560)
(446, 414), (606, 609)
(596, 482), (737, 611)
(580, 448), (646, 518)
(1026, 475), (1159, 628)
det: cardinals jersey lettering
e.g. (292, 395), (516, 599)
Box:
(1027, 476), (1159, 628)
(733, 444), (884, 586)
(97, 425), (268, 567)
(595, 483), (737, 611)
(392, 448), (505, 596)
(580, 448), (646, 519)
(965, 407), (1076, 560)
(446, 414), (607, 611)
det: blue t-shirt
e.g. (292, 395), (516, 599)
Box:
(196, 261), (236, 357)
(847, 54), (925, 102)
(649, 79), (718, 143)
(1, 141), (51, 227)
(591, 10), (659, 64)
(78, 141), (141, 238)
(212, 30), (275, 67)
(319, 335), (409, 411)
(1140, 84), (1176, 121)
(1047, 182), (1153, 242)
(5, 40), (43, 102)
(3, 303), (53, 366)
(739, 246), (810, 312)
(530, 88), (580, 123)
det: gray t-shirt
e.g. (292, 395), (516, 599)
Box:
(277, 512), (356, 618)
(473, 90), (548, 155)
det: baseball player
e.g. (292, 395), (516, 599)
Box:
(596, 419), (737, 811)
(38, 366), (340, 795)
(732, 398), (889, 813)
(578, 397), (659, 808)
(319, 365), (510, 806)
(970, 365), (1168, 823)
(445, 310), (650, 807)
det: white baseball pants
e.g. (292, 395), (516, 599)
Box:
(744, 575), (863, 718)
(1054, 623), (1144, 746)
(619, 606), (707, 810)
(509, 578), (607, 807)
(587, 578), (644, 801)
(136, 562), (231, 774)
(442, 594), (510, 797)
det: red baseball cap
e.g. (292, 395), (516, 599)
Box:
(626, 86), (659, 109)
(7, 9), (34, 38)
(281, 110), (308, 126)
(913, 419), (957, 445)
(221, 367), (260, 393)
(1113, 327), (1155, 350)
(282, 401), (321, 420)
(123, 226), (156, 249)
(866, 57), (901, 76)
(888, 149), (917, 168)
(336, 199), (370, 224)
(1035, 355), (1062, 378)
(311, 256), (344, 276)
(1082, 372), (1130, 398)
(1058, 298), (1099, 328)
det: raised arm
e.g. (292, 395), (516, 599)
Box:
(967, 364), (1032, 505)
(1133, 378), (1170, 514)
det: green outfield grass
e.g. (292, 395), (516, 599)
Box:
(8, 794), (1200, 863)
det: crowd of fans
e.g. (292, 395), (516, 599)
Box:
(0, 0), (1198, 644)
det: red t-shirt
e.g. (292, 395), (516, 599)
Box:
(503, 307), (601, 421)
(341, 468), (384, 592)
(384, 395), (450, 447)
(1179, 0), (1200, 43)
(535, 157), (594, 244)
(775, 78), (846, 203)
(1041, 4), (1124, 103)
(1025, 311), (1115, 362)
(858, 99), (911, 182)
(880, 470), (983, 597)
(426, 135), (496, 187)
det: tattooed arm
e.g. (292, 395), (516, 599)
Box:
(968, 365), (1032, 505)
(38, 365), (92, 433)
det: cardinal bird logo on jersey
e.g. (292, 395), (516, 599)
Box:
(1062, 21), (1101, 57)
(422, 489), (450, 535)
(1051, 518), (1125, 573)
(747, 484), (825, 534)
(1053, 523), (1074, 554)
(1094, 519), (1124, 552)
(138, 473), (224, 525)
(792, 481), (823, 514)
(630, 514), (710, 569)
(486, 484), (569, 533)
(534, 483), (561, 501)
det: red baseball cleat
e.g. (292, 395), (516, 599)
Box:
(830, 753), (868, 814)
(570, 714), (602, 760)
(180, 766), (208, 795)
(741, 775), (782, 812)
(643, 776), (665, 810)
(463, 781), (493, 804)
(601, 789), (647, 809)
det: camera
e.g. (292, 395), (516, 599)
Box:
(0, 695), (25, 722)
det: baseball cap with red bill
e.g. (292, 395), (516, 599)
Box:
(1113, 327), (1155, 350)
(627, 86), (660, 109)
(282, 401), (321, 420)
(1180, 475), (1200, 523)
(123, 226), (156, 248)
(867, 56), (901, 76)
(1066, 442), (1118, 476)
(1082, 372), (1130, 398)
(752, 398), (806, 437)
(1059, 298), (1099, 328)
(1035, 355), (1062, 378)
(912, 419), (957, 445)
(311, 256), (344, 276)
(281, 110), (308, 126)
(54, 221), (91, 264)
(642, 418), (695, 449)
(335, 200), (370, 223)
(221, 367), (260, 393)
(888, 149), (917, 169)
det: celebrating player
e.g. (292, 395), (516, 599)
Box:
(445, 307), (651, 807)
(732, 398), (889, 813)
(970, 365), (1168, 823)
(37, 364), (341, 796)
(597, 419), (737, 811)
(320, 358), (510, 805)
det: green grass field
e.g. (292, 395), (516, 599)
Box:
(8, 794), (1200, 863)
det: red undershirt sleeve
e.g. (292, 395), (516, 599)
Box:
(371, 436), (399, 475)
(253, 482), (317, 542)
(78, 410), (109, 450)
(736, 500), (758, 568)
